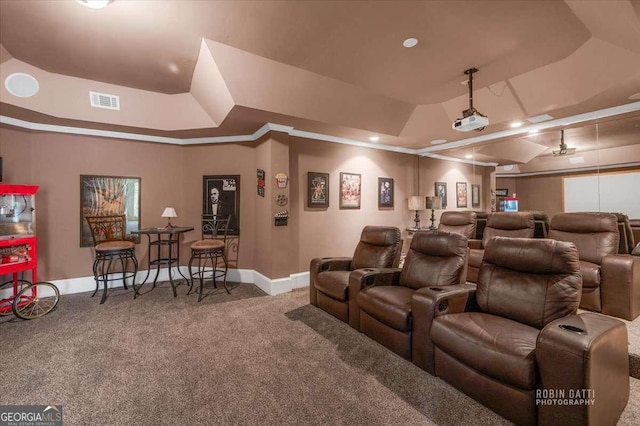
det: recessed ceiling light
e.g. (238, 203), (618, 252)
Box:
(510, 121), (523, 128)
(403, 38), (418, 48)
(465, 154), (473, 159)
(526, 114), (554, 123)
(430, 139), (447, 145)
(503, 165), (514, 171)
(528, 129), (539, 135)
(369, 136), (380, 142)
(76, 0), (113, 9)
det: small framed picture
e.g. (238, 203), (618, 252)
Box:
(307, 172), (329, 208)
(495, 188), (509, 197)
(340, 172), (361, 209)
(378, 177), (394, 208)
(456, 182), (468, 208)
(435, 182), (447, 208)
(472, 184), (480, 208)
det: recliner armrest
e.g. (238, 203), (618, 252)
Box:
(348, 267), (401, 330)
(536, 313), (629, 425)
(468, 239), (483, 249)
(600, 254), (640, 320)
(309, 257), (353, 306)
(411, 283), (476, 374)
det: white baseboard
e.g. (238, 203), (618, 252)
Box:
(46, 267), (309, 297)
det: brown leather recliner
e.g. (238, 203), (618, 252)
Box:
(467, 212), (535, 283)
(349, 231), (467, 359)
(548, 212), (640, 320)
(413, 237), (629, 426)
(309, 226), (402, 324)
(438, 211), (476, 239)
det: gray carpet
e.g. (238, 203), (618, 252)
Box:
(1, 284), (639, 425)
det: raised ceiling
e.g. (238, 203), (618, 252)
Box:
(1, 0), (639, 167)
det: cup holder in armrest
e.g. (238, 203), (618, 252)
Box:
(429, 287), (444, 292)
(559, 324), (585, 334)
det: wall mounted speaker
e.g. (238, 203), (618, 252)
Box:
(4, 73), (39, 98)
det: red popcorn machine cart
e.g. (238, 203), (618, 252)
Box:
(0, 184), (59, 319)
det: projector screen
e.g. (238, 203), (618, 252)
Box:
(563, 171), (640, 219)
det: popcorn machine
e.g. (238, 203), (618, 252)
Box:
(0, 184), (59, 319)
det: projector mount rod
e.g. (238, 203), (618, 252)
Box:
(464, 67), (479, 117)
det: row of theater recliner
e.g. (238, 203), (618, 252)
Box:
(309, 212), (638, 426)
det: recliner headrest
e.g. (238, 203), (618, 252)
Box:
(549, 212), (618, 233)
(440, 211), (476, 226)
(486, 212), (535, 230)
(484, 236), (580, 275)
(410, 230), (468, 257)
(360, 226), (401, 246)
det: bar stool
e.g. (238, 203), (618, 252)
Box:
(188, 215), (231, 302)
(85, 215), (139, 304)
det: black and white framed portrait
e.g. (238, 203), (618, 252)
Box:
(203, 175), (240, 235)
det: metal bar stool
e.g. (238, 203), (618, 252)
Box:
(86, 215), (139, 304)
(188, 215), (230, 302)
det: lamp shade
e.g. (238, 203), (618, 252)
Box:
(426, 196), (442, 210)
(408, 196), (426, 211)
(161, 207), (177, 218)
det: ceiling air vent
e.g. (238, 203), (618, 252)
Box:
(89, 91), (120, 110)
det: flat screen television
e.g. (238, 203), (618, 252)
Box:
(503, 197), (518, 212)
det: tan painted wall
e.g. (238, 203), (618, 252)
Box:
(0, 125), (490, 282)
(290, 138), (491, 272)
(0, 126), (185, 280)
(497, 166), (640, 218)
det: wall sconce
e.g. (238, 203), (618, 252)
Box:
(408, 196), (426, 230)
(161, 207), (177, 228)
(426, 196), (442, 230)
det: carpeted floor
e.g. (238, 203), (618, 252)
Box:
(1, 283), (640, 425)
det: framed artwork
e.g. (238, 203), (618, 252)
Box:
(378, 177), (394, 208)
(340, 172), (361, 209)
(307, 172), (329, 208)
(456, 182), (468, 208)
(203, 175), (240, 235)
(80, 175), (141, 247)
(435, 182), (447, 208)
(495, 188), (509, 197)
(472, 184), (480, 208)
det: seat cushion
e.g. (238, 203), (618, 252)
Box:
(431, 312), (539, 390)
(579, 260), (600, 288)
(358, 286), (415, 332)
(95, 240), (135, 251)
(314, 271), (351, 302)
(191, 239), (225, 250)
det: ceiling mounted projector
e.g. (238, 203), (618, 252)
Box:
(552, 129), (576, 156)
(452, 67), (488, 132)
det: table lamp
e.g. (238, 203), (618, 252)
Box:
(161, 207), (177, 228)
(408, 196), (426, 230)
(426, 196), (442, 230)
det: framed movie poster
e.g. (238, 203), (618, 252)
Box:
(378, 177), (394, 208)
(340, 172), (361, 209)
(456, 182), (468, 208)
(472, 184), (480, 208)
(435, 182), (447, 208)
(80, 175), (141, 247)
(307, 172), (329, 208)
(203, 175), (240, 235)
